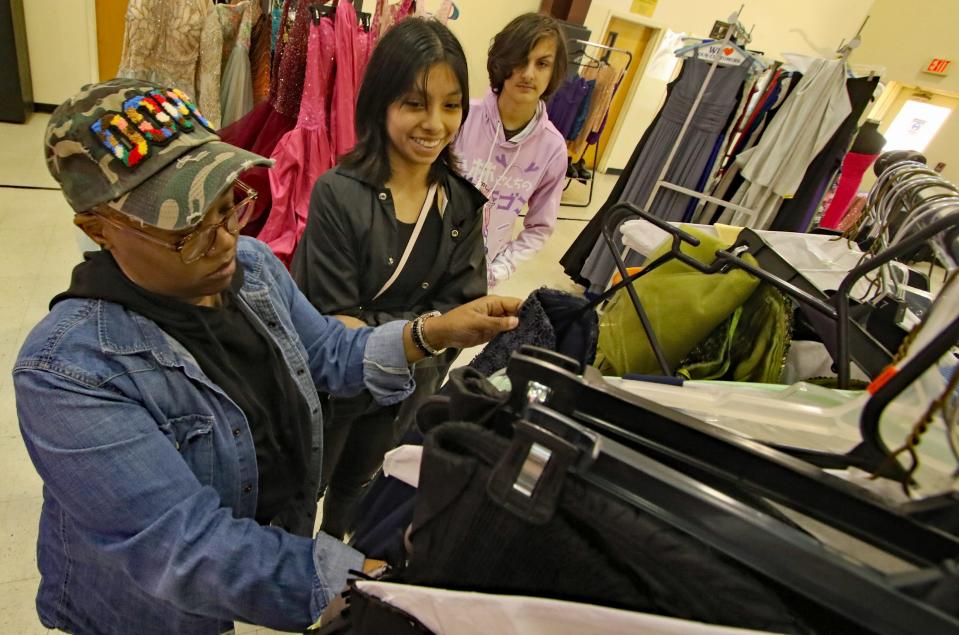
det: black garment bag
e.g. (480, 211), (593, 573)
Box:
(492, 350), (959, 633)
(343, 348), (959, 633)
(403, 416), (814, 634)
(505, 347), (959, 565)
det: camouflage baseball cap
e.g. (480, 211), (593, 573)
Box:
(44, 78), (272, 230)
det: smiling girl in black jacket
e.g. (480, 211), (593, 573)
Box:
(291, 17), (485, 539)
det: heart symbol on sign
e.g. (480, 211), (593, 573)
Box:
(723, 47), (734, 56)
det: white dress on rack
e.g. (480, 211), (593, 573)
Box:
(220, 0), (260, 128)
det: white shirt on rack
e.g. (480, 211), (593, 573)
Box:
(723, 58), (852, 228)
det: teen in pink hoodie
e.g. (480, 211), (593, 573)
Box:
(455, 13), (568, 288)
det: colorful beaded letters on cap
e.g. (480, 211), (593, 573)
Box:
(90, 112), (150, 167)
(122, 94), (176, 143)
(90, 88), (214, 168)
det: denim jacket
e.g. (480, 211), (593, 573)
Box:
(14, 237), (414, 635)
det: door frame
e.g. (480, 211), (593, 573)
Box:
(869, 81), (959, 125)
(593, 10), (663, 172)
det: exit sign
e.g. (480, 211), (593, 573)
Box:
(924, 58), (952, 75)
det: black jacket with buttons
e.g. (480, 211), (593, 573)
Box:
(291, 165), (488, 325)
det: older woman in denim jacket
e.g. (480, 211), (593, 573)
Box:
(14, 78), (519, 635)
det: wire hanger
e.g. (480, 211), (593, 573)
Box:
(569, 197), (959, 488)
(572, 48), (604, 69)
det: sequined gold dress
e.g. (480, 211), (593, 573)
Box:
(116, 0), (208, 96)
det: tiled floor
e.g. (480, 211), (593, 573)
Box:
(0, 112), (612, 633)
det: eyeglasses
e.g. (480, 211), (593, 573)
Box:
(95, 181), (258, 264)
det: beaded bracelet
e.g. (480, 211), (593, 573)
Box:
(411, 310), (445, 356)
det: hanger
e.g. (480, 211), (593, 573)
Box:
(573, 51), (603, 69)
(769, 214), (959, 486)
(837, 15), (870, 61)
(310, 0), (336, 21)
(671, 7), (764, 68)
(571, 202), (837, 375)
(857, 162), (937, 253)
(852, 162), (959, 315)
(569, 43), (604, 69)
(493, 352), (959, 634)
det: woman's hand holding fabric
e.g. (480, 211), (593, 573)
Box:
(426, 295), (521, 350)
(402, 296), (521, 363)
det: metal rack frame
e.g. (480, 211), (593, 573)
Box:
(560, 39), (632, 209)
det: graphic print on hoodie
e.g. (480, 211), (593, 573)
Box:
(455, 90), (567, 287)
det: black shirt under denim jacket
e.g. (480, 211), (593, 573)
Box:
(54, 251), (313, 525)
(291, 165), (488, 325)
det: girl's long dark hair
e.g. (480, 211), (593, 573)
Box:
(339, 18), (469, 185)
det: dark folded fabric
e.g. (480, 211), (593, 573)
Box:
(469, 288), (598, 376)
(350, 369), (512, 564)
(314, 581), (436, 635)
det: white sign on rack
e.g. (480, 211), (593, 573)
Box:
(694, 44), (745, 66)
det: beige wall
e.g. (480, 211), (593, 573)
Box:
(924, 101), (959, 184)
(852, 0), (959, 94)
(851, 0), (959, 183)
(23, 0), (99, 105)
(585, 0), (874, 169)
(444, 0), (541, 99)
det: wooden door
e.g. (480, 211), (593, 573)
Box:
(95, 0), (129, 81)
(590, 17), (653, 168)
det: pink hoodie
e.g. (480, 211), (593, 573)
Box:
(454, 90), (567, 287)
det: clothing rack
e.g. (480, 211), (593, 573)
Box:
(593, 202), (839, 377)
(594, 175), (958, 387)
(838, 161), (959, 385)
(560, 38), (632, 209)
(589, 10), (765, 294)
(643, 15), (870, 229)
(570, 38), (632, 69)
(322, 345), (959, 633)
(639, 8), (763, 221)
